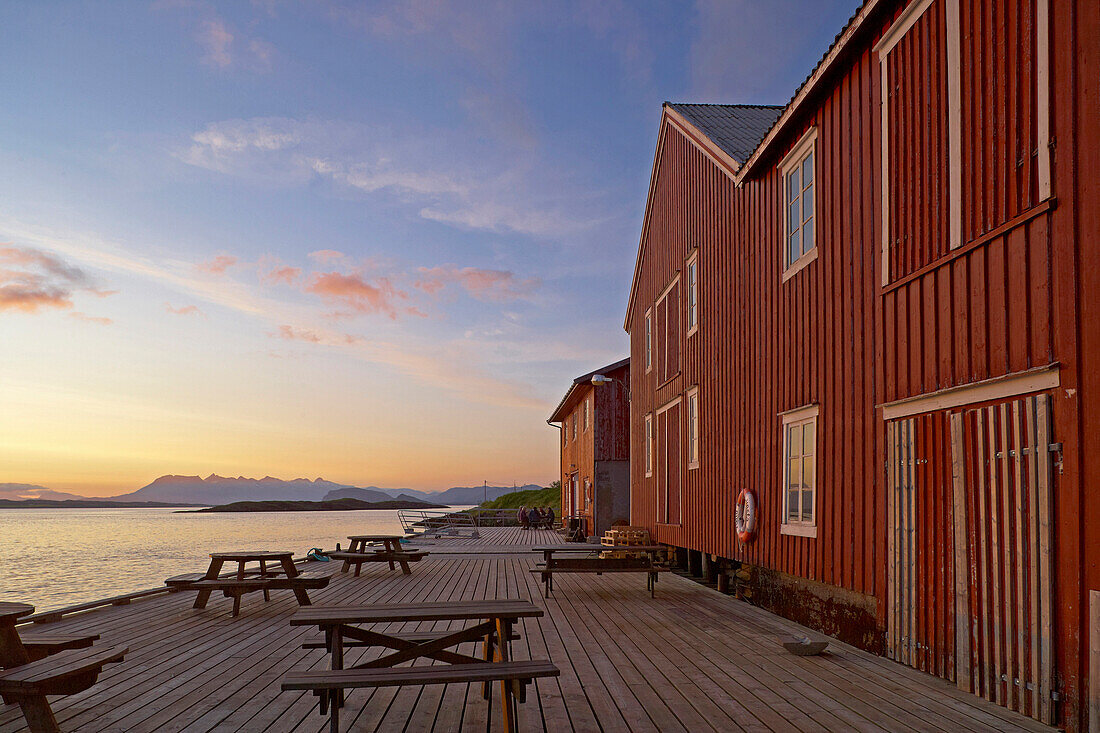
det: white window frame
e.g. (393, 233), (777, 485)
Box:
(572, 411), (577, 441)
(583, 398), (589, 432)
(686, 387), (700, 470)
(655, 274), (681, 384)
(686, 250), (699, 337)
(655, 395), (683, 525)
(780, 404), (819, 538)
(644, 413), (653, 477)
(562, 419), (568, 447)
(780, 127), (818, 282)
(644, 308), (653, 373)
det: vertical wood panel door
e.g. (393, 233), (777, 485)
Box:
(956, 393), (1055, 724)
(656, 401), (682, 526)
(885, 412), (955, 676)
(886, 393), (1056, 725)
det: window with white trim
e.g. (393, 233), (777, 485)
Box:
(686, 251), (699, 335)
(644, 413), (653, 477)
(572, 411), (577, 441)
(780, 128), (818, 279)
(562, 419), (568, 447)
(644, 308), (653, 373)
(781, 405), (818, 537)
(687, 387), (699, 469)
(654, 276), (681, 384)
(583, 398), (589, 431)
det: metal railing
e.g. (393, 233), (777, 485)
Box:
(398, 509), (481, 538)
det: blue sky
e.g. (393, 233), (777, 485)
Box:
(0, 0), (859, 494)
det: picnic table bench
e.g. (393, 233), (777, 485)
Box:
(166, 551), (329, 617)
(529, 554), (667, 598)
(0, 602), (126, 733)
(330, 534), (427, 576)
(283, 600), (558, 733)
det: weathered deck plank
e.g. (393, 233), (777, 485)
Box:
(0, 529), (1054, 732)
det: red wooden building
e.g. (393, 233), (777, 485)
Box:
(548, 358), (630, 538)
(623, 0), (1100, 729)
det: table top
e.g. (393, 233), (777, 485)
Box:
(290, 599), (543, 626)
(0, 602), (34, 622)
(347, 535), (403, 541)
(209, 551), (295, 561)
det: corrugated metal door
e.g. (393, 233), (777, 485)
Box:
(887, 393), (1056, 725)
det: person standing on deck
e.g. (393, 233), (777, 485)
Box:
(518, 506), (529, 530)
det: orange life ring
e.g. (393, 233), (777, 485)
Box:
(735, 489), (758, 544)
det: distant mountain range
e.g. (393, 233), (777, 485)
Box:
(0, 476), (544, 507)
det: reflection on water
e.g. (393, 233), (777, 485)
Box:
(0, 507), (462, 611)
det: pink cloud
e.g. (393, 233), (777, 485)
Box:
(308, 249), (345, 263)
(414, 265), (539, 302)
(165, 303), (203, 316)
(196, 254), (238, 275)
(272, 324), (322, 343)
(306, 272), (406, 319)
(0, 244), (107, 313)
(262, 265), (301, 285)
(69, 312), (112, 325)
(0, 285), (71, 313)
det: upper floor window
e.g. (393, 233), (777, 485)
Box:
(562, 420), (568, 447)
(572, 412), (577, 440)
(583, 398), (589, 431)
(644, 308), (653, 373)
(780, 128), (818, 280)
(654, 276), (681, 384)
(687, 387), (700, 469)
(686, 251), (699, 336)
(644, 413), (653, 477)
(780, 404), (819, 538)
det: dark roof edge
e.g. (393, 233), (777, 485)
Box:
(547, 357), (630, 424)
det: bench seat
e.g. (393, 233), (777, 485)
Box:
(0, 644), (127, 696)
(282, 660), (559, 691)
(330, 551), (427, 577)
(530, 558), (666, 598)
(301, 629), (519, 650)
(18, 632), (99, 662)
(283, 659), (558, 732)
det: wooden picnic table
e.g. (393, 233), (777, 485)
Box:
(0, 603), (35, 668)
(287, 599), (553, 732)
(187, 551), (321, 617)
(530, 544), (668, 563)
(331, 535), (426, 576)
(0, 602), (125, 733)
(345, 534), (406, 553)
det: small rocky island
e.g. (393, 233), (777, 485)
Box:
(180, 498), (447, 513)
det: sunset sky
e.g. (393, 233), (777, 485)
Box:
(0, 1), (857, 495)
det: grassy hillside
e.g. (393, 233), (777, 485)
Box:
(476, 486), (560, 515)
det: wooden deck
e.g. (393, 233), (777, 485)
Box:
(0, 528), (1054, 732)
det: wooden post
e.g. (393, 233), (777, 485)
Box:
(18, 695), (60, 733)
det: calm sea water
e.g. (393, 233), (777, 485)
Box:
(0, 506), (469, 611)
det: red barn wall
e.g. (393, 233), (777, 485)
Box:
(626, 0), (1098, 727)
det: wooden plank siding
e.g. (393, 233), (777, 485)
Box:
(625, 0), (1099, 728)
(554, 361), (629, 536)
